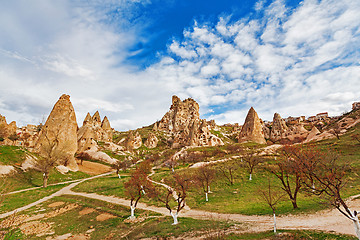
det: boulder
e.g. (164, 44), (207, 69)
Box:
(304, 126), (321, 143)
(238, 107), (266, 144)
(35, 94), (78, 170)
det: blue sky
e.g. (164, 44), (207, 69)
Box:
(0, 0), (359, 130)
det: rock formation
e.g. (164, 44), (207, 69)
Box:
(304, 126), (321, 143)
(124, 131), (142, 151)
(144, 132), (159, 148)
(0, 114), (17, 139)
(270, 113), (288, 142)
(35, 94), (78, 170)
(77, 111), (113, 152)
(157, 95), (223, 148)
(238, 107), (266, 144)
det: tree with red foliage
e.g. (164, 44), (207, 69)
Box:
(287, 145), (359, 238)
(149, 172), (193, 225)
(124, 160), (153, 219)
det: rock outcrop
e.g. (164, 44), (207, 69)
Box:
(144, 132), (159, 148)
(77, 111), (113, 152)
(270, 113), (288, 142)
(124, 131), (142, 151)
(0, 114), (17, 139)
(157, 96), (223, 148)
(35, 94), (78, 170)
(238, 107), (266, 144)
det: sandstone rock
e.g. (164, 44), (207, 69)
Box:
(124, 131), (142, 150)
(270, 113), (288, 142)
(0, 114), (17, 138)
(35, 94), (78, 170)
(144, 132), (159, 148)
(152, 122), (158, 131)
(77, 112), (113, 152)
(157, 95), (223, 148)
(238, 107), (266, 144)
(304, 126), (321, 143)
(84, 150), (117, 164)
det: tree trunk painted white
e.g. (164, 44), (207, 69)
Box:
(118, 173), (121, 179)
(207, 185), (211, 193)
(273, 213), (277, 233)
(205, 192), (208, 202)
(172, 167), (174, 172)
(249, 173), (252, 181)
(348, 210), (360, 239)
(171, 212), (178, 225)
(130, 206), (136, 219)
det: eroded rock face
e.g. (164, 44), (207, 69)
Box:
(158, 96), (223, 148)
(238, 107), (266, 144)
(77, 112), (113, 152)
(144, 132), (158, 148)
(270, 113), (288, 142)
(124, 131), (142, 150)
(35, 94), (78, 170)
(0, 114), (17, 139)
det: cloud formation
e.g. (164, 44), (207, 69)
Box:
(0, 0), (359, 130)
(152, 0), (360, 123)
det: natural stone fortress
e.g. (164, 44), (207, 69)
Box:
(1, 94), (359, 170)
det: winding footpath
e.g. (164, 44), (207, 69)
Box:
(1, 171), (359, 237)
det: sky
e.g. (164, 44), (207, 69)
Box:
(0, 0), (359, 131)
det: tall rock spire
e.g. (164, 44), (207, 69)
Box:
(35, 94), (78, 170)
(238, 107), (266, 144)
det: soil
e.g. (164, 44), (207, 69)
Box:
(19, 220), (53, 236)
(77, 161), (112, 175)
(48, 202), (65, 208)
(46, 203), (78, 218)
(79, 208), (95, 216)
(96, 213), (116, 221)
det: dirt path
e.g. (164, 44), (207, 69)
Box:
(2, 170), (359, 237)
(0, 171), (113, 219)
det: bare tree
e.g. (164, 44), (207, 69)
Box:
(268, 148), (302, 209)
(194, 165), (216, 202)
(218, 162), (238, 186)
(112, 158), (131, 178)
(241, 149), (264, 181)
(149, 172), (193, 225)
(164, 158), (178, 172)
(259, 179), (286, 233)
(330, 122), (341, 140)
(35, 129), (70, 188)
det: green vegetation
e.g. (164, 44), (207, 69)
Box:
(0, 184), (67, 213)
(0, 145), (26, 165)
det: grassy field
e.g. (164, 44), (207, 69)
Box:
(0, 184), (67, 214)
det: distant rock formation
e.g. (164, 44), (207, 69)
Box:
(124, 131), (142, 151)
(144, 132), (159, 148)
(77, 111), (113, 152)
(270, 113), (288, 142)
(238, 107), (266, 144)
(0, 114), (17, 139)
(304, 126), (321, 143)
(35, 94), (78, 170)
(157, 95), (223, 148)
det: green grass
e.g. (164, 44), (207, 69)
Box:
(4, 168), (90, 191)
(0, 184), (67, 213)
(0, 145), (26, 165)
